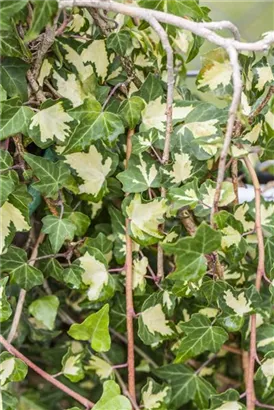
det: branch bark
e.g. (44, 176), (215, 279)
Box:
(125, 128), (136, 404)
(0, 335), (94, 409)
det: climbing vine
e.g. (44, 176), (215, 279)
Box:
(0, 1), (274, 410)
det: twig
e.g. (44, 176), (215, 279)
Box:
(102, 78), (132, 111)
(231, 159), (239, 204)
(7, 232), (45, 343)
(244, 156), (265, 410)
(195, 353), (218, 375)
(222, 344), (242, 355)
(0, 335), (94, 409)
(249, 85), (274, 121)
(211, 46), (242, 225)
(255, 402), (274, 410)
(125, 128), (136, 402)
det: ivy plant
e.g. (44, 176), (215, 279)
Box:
(0, 1), (274, 410)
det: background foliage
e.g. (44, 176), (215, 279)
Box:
(0, 1), (274, 409)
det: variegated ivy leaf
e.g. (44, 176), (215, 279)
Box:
(131, 129), (161, 155)
(257, 325), (274, 353)
(63, 99), (124, 154)
(252, 57), (274, 92)
(0, 199), (30, 254)
(24, 0), (58, 42)
(242, 122), (262, 145)
(0, 174), (15, 206)
(0, 97), (34, 140)
(68, 13), (87, 33)
(65, 144), (117, 199)
(62, 342), (85, 383)
(0, 277), (12, 323)
(1, 246), (44, 290)
(141, 378), (171, 410)
(265, 237), (274, 274)
(139, 0), (205, 20)
(175, 313), (228, 363)
(195, 180), (235, 217)
(154, 363), (216, 409)
(87, 356), (113, 380)
(255, 351), (274, 396)
(24, 153), (74, 198)
(133, 256), (148, 291)
(28, 295), (59, 331)
(78, 250), (110, 302)
(197, 48), (233, 96)
(126, 194), (167, 244)
(117, 153), (160, 193)
(138, 303), (173, 345)
(53, 71), (85, 108)
(163, 222), (222, 283)
(140, 97), (194, 132)
(68, 304), (111, 352)
(29, 100), (74, 148)
(234, 203), (254, 232)
(168, 179), (199, 212)
(37, 58), (52, 86)
(209, 389), (246, 410)
(42, 215), (76, 253)
(92, 380), (131, 410)
(107, 30), (132, 56)
(0, 352), (28, 387)
(119, 96), (146, 129)
(81, 40), (109, 82)
(218, 286), (261, 320)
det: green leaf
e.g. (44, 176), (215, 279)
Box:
(154, 364), (215, 408)
(0, 277), (12, 323)
(0, 31), (23, 58)
(0, 352), (28, 387)
(25, 0), (58, 42)
(139, 0), (205, 20)
(175, 313), (228, 362)
(0, 98), (34, 140)
(62, 343), (85, 383)
(67, 212), (90, 236)
(0, 175), (15, 205)
(63, 264), (84, 289)
(24, 153), (72, 198)
(1, 246), (43, 290)
(209, 389), (246, 409)
(107, 31), (132, 55)
(1, 390), (18, 410)
(28, 295), (59, 330)
(68, 304), (111, 352)
(64, 100), (124, 154)
(93, 380), (131, 410)
(42, 215), (76, 253)
(87, 355), (113, 380)
(119, 96), (146, 129)
(0, 58), (29, 101)
(163, 222), (222, 282)
(117, 153), (161, 193)
(0, 1), (28, 29)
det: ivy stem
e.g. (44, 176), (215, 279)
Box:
(125, 128), (136, 404)
(0, 335), (94, 409)
(231, 159), (239, 204)
(7, 231), (45, 344)
(195, 353), (218, 375)
(244, 156), (265, 410)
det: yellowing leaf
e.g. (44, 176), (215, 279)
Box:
(141, 304), (173, 336)
(87, 356), (113, 380)
(79, 251), (109, 301)
(198, 60), (232, 91)
(81, 40), (109, 81)
(0, 201), (30, 254)
(65, 146), (112, 197)
(126, 194), (167, 240)
(133, 257), (148, 291)
(30, 102), (73, 143)
(170, 153), (193, 184)
(223, 290), (252, 317)
(69, 14), (86, 32)
(243, 123), (262, 144)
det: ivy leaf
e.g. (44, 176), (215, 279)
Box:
(0, 58), (29, 101)
(141, 378), (171, 410)
(64, 144), (117, 199)
(175, 313), (228, 362)
(163, 222), (222, 282)
(0, 1), (28, 30)
(0, 277), (12, 323)
(119, 96), (146, 129)
(29, 100), (74, 147)
(0, 31), (23, 58)
(0, 98), (34, 140)
(42, 215), (76, 253)
(107, 31), (132, 55)
(87, 356), (113, 380)
(117, 153), (161, 193)
(0, 246), (43, 290)
(67, 212), (90, 236)
(138, 303), (174, 345)
(0, 175), (15, 206)
(92, 380), (131, 410)
(28, 295), (59, 331)
(168, 179), (199, 212)
(218, 286), (261, 319)
(0, 352), (28, 387)
(154, 364), (215, 409)
(37, 240), (64, 282)
(68, 304), (111, 352)
(81, 40), (109, 82)
(209, 389), (246, 409)
(62, 343), (85, 383)
(24, 153), (72, 198)
(64, 100), (124, 154)
(139, 0), (205, 20)
(63, 264), (84, 289)
(25, 0), (58, 42)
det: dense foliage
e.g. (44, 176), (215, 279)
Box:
(0, 1), (274, 409)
